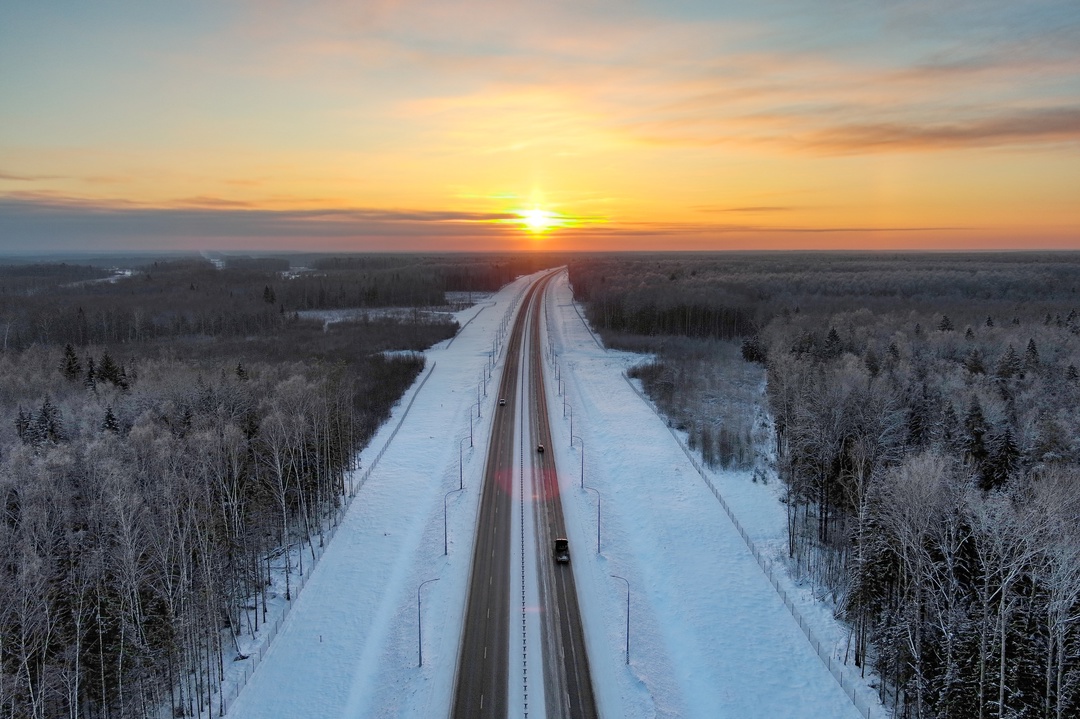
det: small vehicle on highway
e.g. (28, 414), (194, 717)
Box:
(498, 398), (506, 406)
(554, 537), (570, 563)
(537, 443), (545, 453)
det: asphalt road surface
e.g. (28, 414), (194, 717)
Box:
(452, 271), (596, 719)
(528, 276), (598, 719)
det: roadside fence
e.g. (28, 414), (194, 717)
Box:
(621, 373), (882, 719)
(216, 359), (438, 715)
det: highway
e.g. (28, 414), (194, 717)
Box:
(527, 276), (598, 719)
(452, 270), (596, 719)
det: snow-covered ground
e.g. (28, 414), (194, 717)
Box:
(540, 272), (886, 719)
(296, 293), (495, 330)
(224, 269), (887, 719)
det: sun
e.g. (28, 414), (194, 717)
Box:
(518, 207), (561, 234)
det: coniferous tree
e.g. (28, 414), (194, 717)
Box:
(996, 345), (1021, 380)
(965, 348), (986, 375)
(986, 315), (994, 327)
(907, 390), (933, 447)
(823, 327), (842, 358)
(102, 405), (120, 433)
(933, 401), (961, 454)
(964, 397), (989, 469)
(938, 315), (954, 332)
(1024, 338), (1039, 368)
(61, 343), (81, 381)
(30, 395), (64, 445)
(97, 352), (122, 386)
(84, 356), (96, 388)
(983, 426), (1019, 490)
(1067, 364), (1079, 381)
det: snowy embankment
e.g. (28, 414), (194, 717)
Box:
(225, 276), (527, 718)
(540, 271), (887, 719)
(225, 268), (887, 719)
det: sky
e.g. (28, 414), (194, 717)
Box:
(1, 0), (1079, 253)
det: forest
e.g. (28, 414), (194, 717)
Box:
(0, 253), (561, 719)
(569, 252), (1080, 719)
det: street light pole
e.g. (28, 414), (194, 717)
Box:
(568, 405), (573, 444)
(417, 578), (439, 666)
(444, 488), (463, 555)
(458, 437), (469, 490)
(611, 574), (630, 664)
(584, 485), (600, 553)
(572, 435), (584, 488)
(470, 398), (480, 446)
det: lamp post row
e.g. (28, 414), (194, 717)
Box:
(422, 295), (632, 673)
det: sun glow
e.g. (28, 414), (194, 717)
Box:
(517, 207), (562, 234)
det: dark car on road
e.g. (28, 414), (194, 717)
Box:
(554, 538), (570, 563)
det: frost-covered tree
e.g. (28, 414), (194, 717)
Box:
(1025, 338), (1040, 368)
(995, 345), (1021, 380)
(61, 342), (81, 381)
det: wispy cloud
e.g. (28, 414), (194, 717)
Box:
(0, 171), (62, 182)
(0, 194), (531, 254)
(0, 194), (517, 226)
(803, 106), (1080, 152)
(696, 206), (794, 214)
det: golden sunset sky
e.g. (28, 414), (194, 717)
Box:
(1, 0), (1078, 252)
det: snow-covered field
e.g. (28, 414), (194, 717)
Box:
(224, 270), (887, 719)
(296, 292), (495, 329)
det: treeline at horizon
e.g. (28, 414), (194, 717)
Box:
(571, 252), (1080, 719)
(0, 254), (563, 353)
